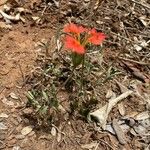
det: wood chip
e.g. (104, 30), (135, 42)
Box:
(118, 102), (126, 116)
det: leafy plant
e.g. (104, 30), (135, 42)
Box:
(25, 23), (107, 126)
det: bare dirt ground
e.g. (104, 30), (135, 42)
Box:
(0, 0), (150, 150)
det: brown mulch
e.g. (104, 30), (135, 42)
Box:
(0, 0), (149, 150)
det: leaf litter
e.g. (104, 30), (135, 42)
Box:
(0, 0), (150, 149)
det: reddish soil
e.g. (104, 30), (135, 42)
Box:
(0, 0), (149, 150)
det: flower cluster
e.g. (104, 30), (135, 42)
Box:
(64, 23), (106, 54)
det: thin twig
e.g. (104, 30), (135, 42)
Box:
(110, 31), (149, 50)
(0, 87), (5, 94)
(98, 139), (115, 150)
(51, 124), (65, 135)
(119, 57), (150, 66)
(18, 63), (25, 82)
(94, 142), (99, 150)
(131, 0), (150, 9)
(0, 68), (13, 75)
(0, 10), (20, 21)
(41, 5), (48, 16)
(55, 67), (75, 94)
(0, 50), (5, 56)
(63, 68), (75, 86)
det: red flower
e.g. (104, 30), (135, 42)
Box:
(88, 28), (106, 45)
(64, 36), (85, 54)
(64, 23), (86, 34)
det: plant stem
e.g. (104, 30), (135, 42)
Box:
(55, 67), (75, 95)
(64, 67), (75, 86)
(80, 54), (85, 91)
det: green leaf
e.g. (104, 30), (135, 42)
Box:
(41, 106), (48, 115)
(72, 52), (84, 67)
(42, 91), (48, 102)
(27, 91), (34, 100)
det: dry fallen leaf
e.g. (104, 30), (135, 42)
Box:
(89, 90), (133, 129)
(0, 122), (7, 130)
(125, 111), (139, 118)
(0, 21), (12, 29)
(21, 126), (33, 135)
(106, 89), (115, 99)
(135, 111), (149, 120)
(51, 127), (57, 136)
(108, 134), (118, 149)
(133, 125), (147, 136)
(0, 113), (8, 118)
(139, 16), (147, 27)
(9, 92), (19, 100)
(115, 80), (128, 93)
(12, 146), (21, 150)
(105, 124), (115, 134)
(112, 119), (127, 145)
(118, 102), (126, 116)
(30, 0), (41, 8)
(122, 61), (149, 83)
(0, 10), (20, 21)
(0, 0), (8, 6)
(2, 96), (14, 106)
(57, 132), (61, 142)
(81, 142), (98, 149)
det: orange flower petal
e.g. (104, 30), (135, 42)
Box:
(88, 28), (106, 45)
(64, 36), (85, 54)
(64, 23), (87, 34)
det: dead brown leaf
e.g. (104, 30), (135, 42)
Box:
(112, 119), (127, 145)
(122, 61), (149, 83)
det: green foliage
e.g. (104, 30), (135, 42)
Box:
(71, 52), (84, 68)
(25, 32), (121, 126)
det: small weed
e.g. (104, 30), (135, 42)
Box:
(25, 23), (121, 127)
